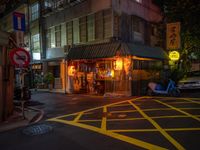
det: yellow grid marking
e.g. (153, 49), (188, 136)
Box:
(53, 97), (144, 119)
(128, 100), (186, 150)
(182, 98), (200, 105)
(48, 96), (200, 150)
(74, 112), (84, 122)
(101, 106), (107, 130)
(78, 115), (200, 123)
(155, 100), (200, 122)
(109, 103), (131, 107)
(109, 128), (200, 132)
(110, 107), (200, 114)
(109, 129), (158, 132)
(165, 101), (193, 104)
(49, 118), (167, 150)
(110, 110), (137, 113)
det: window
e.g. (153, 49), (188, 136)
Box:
(73, 19), (80, 44)
(46, 29), (51, 48)
(31, 3), (39, 21)
(87, 14), (95, 41)
(32, 34), (41, 60)
(55, 25), (61, 47)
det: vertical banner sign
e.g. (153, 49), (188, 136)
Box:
(13, 12), (26, 47)
(166, 22), (181, 50)
(13, 12), (26, 31)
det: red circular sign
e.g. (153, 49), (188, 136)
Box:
(9, 48), (30, 67)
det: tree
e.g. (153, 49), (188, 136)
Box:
(153, 0), (200, 71)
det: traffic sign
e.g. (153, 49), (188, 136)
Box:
(13, 12), (26, 31)
(9, 48), (30, 67)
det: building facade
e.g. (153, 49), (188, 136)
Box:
(40, 0), (167, 95)
(0, 0), (167, 96)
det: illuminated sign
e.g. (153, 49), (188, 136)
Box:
(166, 22), (181, 50)
(169, 51), (180, 61)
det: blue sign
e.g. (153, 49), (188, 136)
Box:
(13, 12), (26, 31)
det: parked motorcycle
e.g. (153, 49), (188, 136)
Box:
(146, 79), (180, 97)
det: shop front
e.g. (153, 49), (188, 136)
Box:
(66, 42), (168, 96)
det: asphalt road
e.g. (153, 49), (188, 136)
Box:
(0, 91), (200, 150)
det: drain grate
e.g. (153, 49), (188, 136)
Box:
(22, 124), (53, 136)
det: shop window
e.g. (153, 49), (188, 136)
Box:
(96, 61), (112, 80)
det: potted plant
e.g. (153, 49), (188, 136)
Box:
(44, 72), (54, 90)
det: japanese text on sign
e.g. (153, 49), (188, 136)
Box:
(166, 22), (181, 50)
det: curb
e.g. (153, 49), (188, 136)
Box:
(27, 107), (44, 124)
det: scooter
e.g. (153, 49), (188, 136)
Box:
(147, 79), (180, 97)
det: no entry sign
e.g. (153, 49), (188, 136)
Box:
(9, 48), (30, 67)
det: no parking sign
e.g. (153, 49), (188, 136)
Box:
(9, 48), (30, 68)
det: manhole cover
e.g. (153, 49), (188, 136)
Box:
(22, 124), (53, 136)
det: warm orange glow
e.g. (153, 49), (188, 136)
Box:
(124, 58), (131, 74)
(68, 66), (75, 76)
(111, 70), (114, 77)
(114, 58), (123, 70)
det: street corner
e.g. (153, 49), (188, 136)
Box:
(47, 96), (200, 150)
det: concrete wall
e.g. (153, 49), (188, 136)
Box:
(112, 0), (162, 23)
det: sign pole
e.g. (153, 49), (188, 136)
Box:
(19, 65), (26, 119)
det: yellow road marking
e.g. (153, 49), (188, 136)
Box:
(165, 128), (200, 131)
(78, 115), (200, 122)
(109, 129), (158, 132)
(51, 97), (145, 120)
(79, 119), (102, 122)
(155, 100), (200, 122)
(109, 128), (200, 132)
(48, 118), (167, 150)
(110, 110), (137, 113)
(182, 98), (200, 105)
(74, 112), (84, 122)
(110, 107), (200, 114)
(101, 106), (107, 130)
(165, 101), (192, 104)
(110, 103), (131, 107)
(128, 101), (186, 150)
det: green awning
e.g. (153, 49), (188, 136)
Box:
(67, 42), (168, 60)
(122, 43), (169, 60)
(67, 42), (120, 60)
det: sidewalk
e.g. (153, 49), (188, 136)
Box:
(0, 106), (44, 133)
